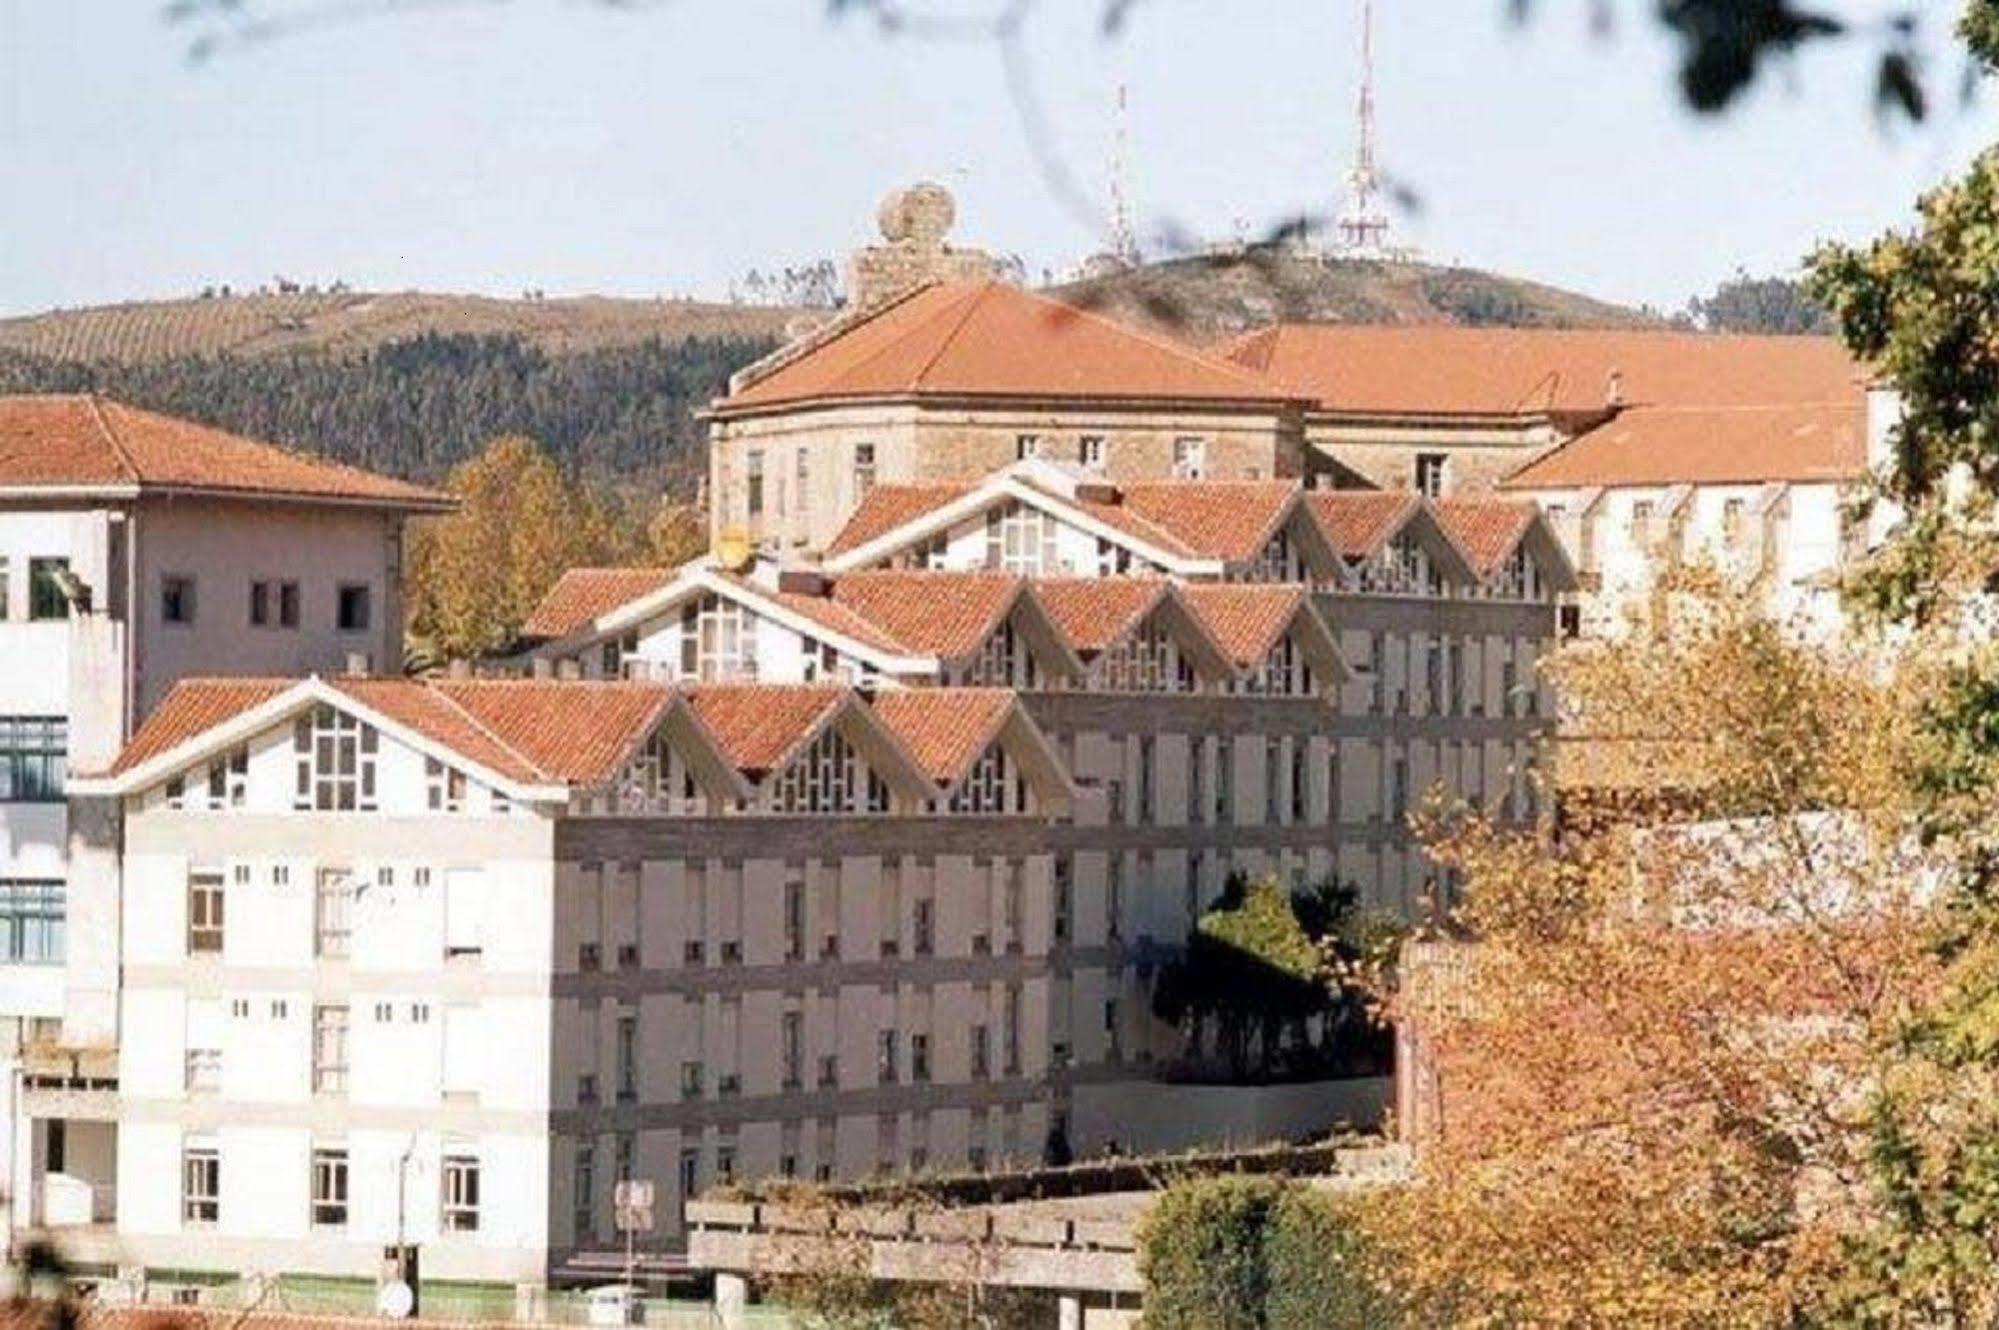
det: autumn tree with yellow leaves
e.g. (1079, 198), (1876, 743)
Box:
(404, 435), (705, 662)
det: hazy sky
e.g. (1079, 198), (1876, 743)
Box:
(2, 1), (1994, 319)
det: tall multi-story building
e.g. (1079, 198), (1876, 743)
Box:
(0, 394), (450, 1231)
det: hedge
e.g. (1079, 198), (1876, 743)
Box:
(1137, 1175), (1397, 1329)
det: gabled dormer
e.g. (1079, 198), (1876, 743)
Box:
(1031, 578), (1236, 694)
(1177, 584), (1348, 699)
(685, 685), (935, 816)
(868, 689), (1075, 817)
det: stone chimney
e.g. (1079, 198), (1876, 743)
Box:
(845, 182), (999, 311)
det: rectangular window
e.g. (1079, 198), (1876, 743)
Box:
(854, 442), (877, 496)
(185, 1047), (220, 1093)
(311, 1148), (348, 1227)
(425, 756), (467, 812)
(1414, 452), (1449, 498)
(1079, 435), (1105, 470)
(314, 869), (353, 959)
(783, 878), (806, 961)
(0, 880), (63, 964)
(746, 450), (765, 517)
(680, 1060), (704, 1099)
(795, 449), (810, 517)
(0, 556), (9, 620)
(0, 718), (67, 803)
(781, 1010), (803, 1090)
(28, 558), (69, 621)
(1172, 436), (1206, 479)
(293, 705), (379, 811)
(182, 1146), (220, 1226)
(279, 581), (300, 628)
(312, 1004), (349, 1094)
(160, 574), (196, 625)
(616, 1013), (639, 1101)
(441, 1154), (481, 1232)
(878, 1029), (899, 1085)
(971, 1024), (990, 1080)
(249, 580), (270, 627)
(912, 898), (934, 957)
(335, 584), (371, 633)
(188, 872), (225, 954)
(1214, 737), (1233, 825)
(911, 1033), (931, 1083)
(1015, 433), (1042, 461)
(574, 1143), (596, 1241)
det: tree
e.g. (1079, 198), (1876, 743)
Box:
(405, 435), (691, 661)
(1359, 576), (1941, 1326)
(1684, 269), (1832, 334)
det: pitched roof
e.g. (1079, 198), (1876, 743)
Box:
(684, 684), (846, 774)
(1303, 490), (1422, 557)
(1029, 577), (1169, 653)
(828, 570), (1022, 658)
(1502, 403), (1868, 489)
(108, 678), (294, 775)
(824, 484), (971, 557)
(1178, 584), (1310, 665)
(1112, 481), (1298, 562)
(1433, 497), (1540, 577)
(1222, 325), (1861, 418)
(105, 676), (675, 787)
(721, 282), (1292, 412)
(521, 567), (677, 639)
(0, 394), (453, 508)
(868, 688), (1015, 784)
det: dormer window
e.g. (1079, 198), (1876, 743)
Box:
(772, 726), (882, 814)
(293, 705), (378, 812)
(949, 744), (1030, 815)
(1241, 633), (1313, 696)
(1095, 618), (1193, 692)
(986, 504), (1057, 575)
(1172, 437), (1206, 479)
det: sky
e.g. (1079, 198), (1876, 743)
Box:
(1, 0), (1995, 320)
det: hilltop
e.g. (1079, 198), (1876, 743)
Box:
(0, 289), (803, 363)
(1054, 251), (1659, 342)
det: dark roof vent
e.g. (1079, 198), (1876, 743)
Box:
(777, 569), (831, 598)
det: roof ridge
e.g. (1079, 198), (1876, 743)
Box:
(906, 282), (996, 388)
(1015, 286), (1283, 395)
(414, 678), (554, 783)
(85, 395), (142, 484)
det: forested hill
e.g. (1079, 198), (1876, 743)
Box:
(0, 332), (773, 490)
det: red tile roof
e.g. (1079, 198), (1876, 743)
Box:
(0, 394), (453, 508)
(824, 484), (972, 556)
(868, 688), (1015, 783)
(1222, 325), (1861, 418)
(722, 282), (1292, 412)
(108, 678), (294, 774)
(829, 570), (1022, 658)
(1433, 497), (1540, 577)
(1178, 584), (1309, 665)
(521, 567), (677, 639)
(1502, 403), (1868, 489)
(1303, 490), (1421, 557)
(1114, 481), (1297, 562)
(105, 676), (676, 786)
(685, 684), (846, 774)
(1030, 577), (1169, 653)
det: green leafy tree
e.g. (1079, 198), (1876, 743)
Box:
(1684, 269), (1832, 334)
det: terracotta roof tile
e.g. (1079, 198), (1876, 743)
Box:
(1501, 403), (1868, 489)
(1433, 497), (1539, 577)
(1222, 325), (1861, 417)
(829, 570), (1022, 658)
(1029, 577), (1168, 653)
(706, 575), (909, 655)
(825, 484), (972, 557)
(107, 678), (294, 774)
(428, 679), (673, 784)
(723, 282), (1292, 412)
(868, 688), (1015, 784)
(521, 567), (677, 639)
(685, 684), (845, 774)
(0, 394), (452, 507)
(1178, 583), (1308, 665)
(1114, 481), (1297, 562)
(1303, 490), (1421, 557)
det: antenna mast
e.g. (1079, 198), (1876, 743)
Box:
(1108, 82), (1139, 267)
(1336, 0), (1391, 255)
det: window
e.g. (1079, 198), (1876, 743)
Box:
(1414, 452), (1449, 497)
(293, 705), (379, 811)
(314, 869), (353, 959)
(1215, 736), (1233, 825)
(1015, 433), (1042, 461)
(0, 881), (63, 964)
(185, 1047), (220, 1093)
(678, 1147), (699, 1202)
(1079, 435), (1105, 470)
(1266, 741), (1285, 825)
(426, 756), (467, 812)
(616, 1013), (638, 1101)
(188, 872), (225, 954)
(912, 899), (934, 956)
(441, 1154), (481, 1232)
(311, 1148), (348, 1227)
(249, 580), (270, 627)
(680, 1061), (704, 1099)
(1106, 855), (1123, 940)
(781, 1010), (803, 1090)
(773, 725), (872, 813)
(911, 1033), (931, 1083)
(279, 581), (300, 627)
(336, 583), (371, 632)
(878, 1029), (899, 1085)
(1050, 856), (1070, 945)
(950, 743), (1025, 815)
(1721, 497), (1747, 543)
(986, 504), (1058, 575)
(794, 450), (810, 518)
(694, 596), (757, 682)
(249, 579), (299, 629)
(0, 718), (66, 802)
(1002, 985), (1022, 1075)
(161, 575), (197, 625)
(182, 1146), (220, 1226)
(1630, 500), (1655, 542)
(971, 1024), (991, 1080)
(28, 558), (70, 621)
(574, 1144), (596, 1241)
(854, 442), (877, 496)
(783, 879), (806, 961)
(1172, 436), (1206, 478)
(312, 1005), (349, 1094)
(746, 450), (765, 517)
(1136, 736), (1155, 824)
(0, 557), (8, 619)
